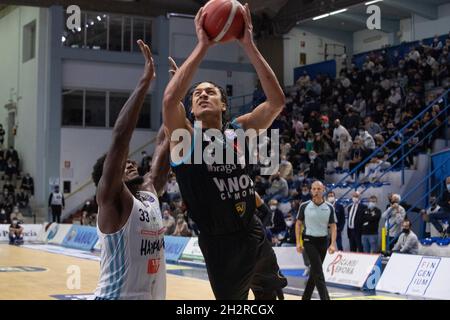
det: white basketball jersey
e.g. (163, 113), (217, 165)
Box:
(50, 192), (63, 206)
(94, 191), (166, 300)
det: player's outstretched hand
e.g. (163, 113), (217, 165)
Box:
(137, 40), (155, 82)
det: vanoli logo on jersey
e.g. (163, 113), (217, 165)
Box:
(213, 175), (255, 201)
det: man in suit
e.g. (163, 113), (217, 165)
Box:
(327, 191), (346, 251)
(347, 191), (366, 252)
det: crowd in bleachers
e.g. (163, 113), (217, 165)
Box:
(156, 32), (450, 253)
(0, 137), (34, 224)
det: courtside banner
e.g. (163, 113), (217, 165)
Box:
(62, 225), (98, 251)
(165, 236), (190, 263)
(323, 251), (382, 289)
(48, 224), (72, 245)
(179, 237), (205, 265)
(376, 253), (450, 299)
(273, 247), (305, 269)
(0, 224), (42, 242)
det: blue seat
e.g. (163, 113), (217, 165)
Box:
(420, 238), (434, 246)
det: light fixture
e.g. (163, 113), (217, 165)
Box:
(330, 8), (348, 15)
(77, 27), (82, 32)
(312, 13), (330, 20)
(62, 36), (66, 42)
(97, 16), (102, 21)
(90, 21), (94, 25)
(365, 0), (383, 5)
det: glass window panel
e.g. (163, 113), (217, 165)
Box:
(64, 13), (85, 48)
(123, 17), (132, 52)
(86, 13), (107, 50)
(62, 89), (83, 126)
(109, 92), (130, 127)
(137, 95), (151, 129)
(132, 18), (145, 52)
(85, 91), (106, 127)
(108, 15), (123, 52)
(144, 20), (152, 45)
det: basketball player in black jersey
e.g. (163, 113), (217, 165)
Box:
(163, 5), (287, 300)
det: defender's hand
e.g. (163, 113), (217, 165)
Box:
(137, 40), (155, 82)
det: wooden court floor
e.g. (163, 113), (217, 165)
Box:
(0, 245), (298, 300)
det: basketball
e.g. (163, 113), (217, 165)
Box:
(203, 0), (245, 43)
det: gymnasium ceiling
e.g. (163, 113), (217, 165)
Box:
(0, 0), (449, 35)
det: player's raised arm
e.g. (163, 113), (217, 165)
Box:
(96, 40), (155, 208)
(234, 3), (285, 131)
(162, 7), (213, 136)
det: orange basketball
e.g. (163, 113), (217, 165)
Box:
(202, 0), (245, 43)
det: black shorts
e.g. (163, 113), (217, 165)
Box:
(198, 216), (287, 300)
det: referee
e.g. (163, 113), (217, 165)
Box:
(296, 181), (337, 300)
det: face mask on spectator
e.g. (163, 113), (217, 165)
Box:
(285, 219), (294, 227)
(302, 191), (309, 196)
(352, 197), (359, 203)
(324, 123), (329, 128)
(368, 202), (376, 209)
(328, 196), (335, 203)
(402, 228), (410, 234)
(270, 205), (277, 211)
(12, 219), (18, 225)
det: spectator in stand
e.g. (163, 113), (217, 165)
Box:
(0, 124), (5, 147)
(421, 196), (442, 236)
(348, 137), (365, 178)
(165, 174), (181, 202)
(0, 208), (7, 223)
(267, 199), (287, 239)
(296, 71), (311, 89)
(138, 151), (151, 176)
(162, 210), (176, 235)
(361, 195), (382, 253)
(364, 116), (382, 137)
(297, 184), (312, 203)
(9, 206), (24, 224)
(16, 188), (29, 210)
(81, 200), (97, 226)
(392, 220), (419, 255)
(264, 172), (289, 202)
(21, 173), (34, 196)
(5, 146), (19, 167)
(279, 155), (293, 181)
(428, 176), (450, 237)
(347, 191), (366, 252)
(307, 150), (325, 181)
(332, 119), (351, 146)
(172, 214), (191, 237)
(382, 193), (406, 248)
(326, 191), (345, 251)
(9, 217), (24, 245)
(358, 127), (376, 152)
(280, 213), (296, 247)
(337, 133), (352, 170)
(4, 158), (17, 180)
(3, 179), (14, 194)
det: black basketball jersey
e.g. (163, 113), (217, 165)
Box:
(172, 125), (256, 236)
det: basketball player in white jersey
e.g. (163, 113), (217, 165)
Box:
(91, 40), (170, 300)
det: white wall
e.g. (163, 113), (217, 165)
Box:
(60, 128), (158, 215)
(168, 17), (256, 97)
(353, 29), (390, 54)
(283, 27), (345, 86)
(0, 6), (45, 189)
(413, 3), (450, 40)
(62, 60), (153, 92)
(399, 18), (412, 43)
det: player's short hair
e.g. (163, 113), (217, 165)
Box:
(92, 154), (107, 187)
(185, 81), (229, 125)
